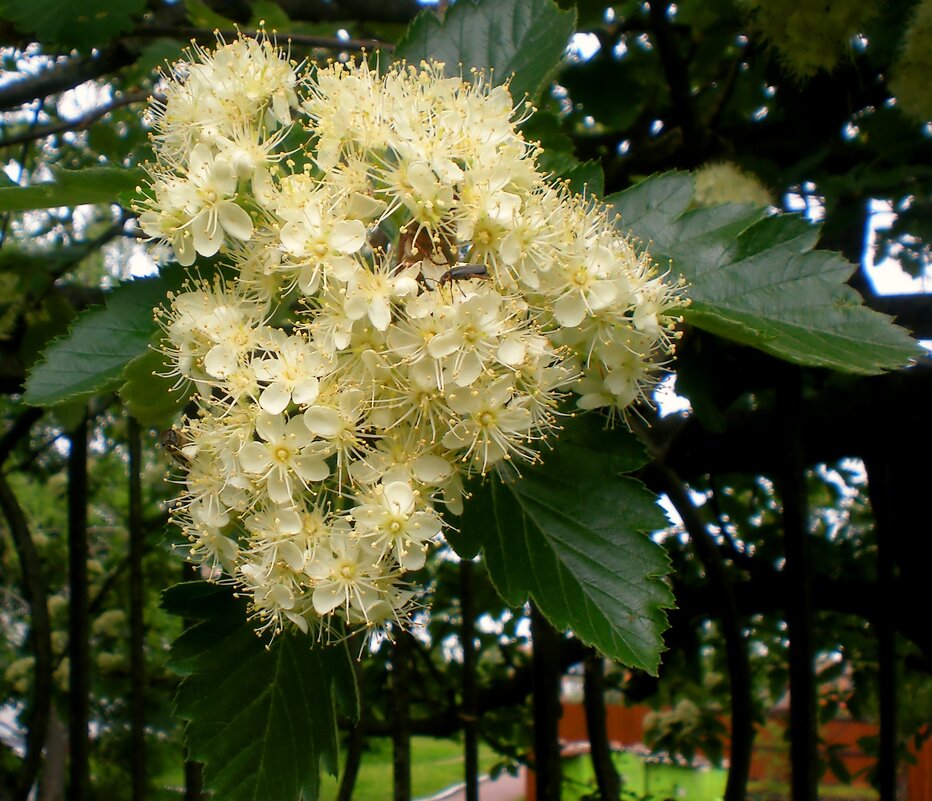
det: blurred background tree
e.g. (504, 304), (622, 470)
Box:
(0, 1), (928, 801)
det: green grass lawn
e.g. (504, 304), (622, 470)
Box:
(562, 751), (727, 801)
(318, 736), (500, 801)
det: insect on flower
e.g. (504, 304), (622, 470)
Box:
(159, 427), (191, 467)
(438, 264), (489, 285)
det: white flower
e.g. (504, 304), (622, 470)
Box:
(305, 528), (386, 616)
(278, 200), (367, 291)
(442, 376), (535, 471)
(351, 481), (442, 570)
(239, 413), (332, 504)
(253, 331), (327, 414)
(147, 41), (685, 643)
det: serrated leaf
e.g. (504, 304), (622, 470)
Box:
(0, 166), (145, 212)
(0, 0), (145, 49)
(394, 0), (576, 103)
(164, 582), (356, 801)
(454, 417), (673, 672)
(607, 172), (923, 374)
(24, 268), (184, 408)
(119, 348), (191, 428)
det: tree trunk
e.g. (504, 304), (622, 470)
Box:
(128, 418), (146, 801)
(460, 559), (479, 801)
(183, 759), (203, 801)
(0, 407), (50, 801)
(336, 723), (365, 801)
(659, 468), (755, 801)
(530, 603), (562, 801)
(336, 659), (366, 801)
(778, 372), (818, 801)
(392, 631), (412, 801)
(583, 649), (620, 801)
(67, 412), (90, 801)
(865, 450), (898, 801)
(181, 561), (203, 801)
(37, 708), (67, 801)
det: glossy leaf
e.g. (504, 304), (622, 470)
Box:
(0, 0), (145, 49)
(607, 172), (922, 374)
(453, 417), (673, 673)
(119, 348), (192, 428)
(164, 582), (356, 801)
(23, 268), (184, 407)
(394, 0), (576, 103)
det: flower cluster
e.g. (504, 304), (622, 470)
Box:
(890, 0), (932, 122)
(693, 162), (772, 208)
(139, 35), (684, 642)
(739, 0), (877, 80)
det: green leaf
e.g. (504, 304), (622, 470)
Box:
(394, 0), (576, 103)
(0, 0), (146, 49)
(248, 0), (292, 29)
(563, 160), (604, 197)
(607, 172), (923, 374)
(454, 417), (673, 673)
(164, 582), (356, 801)
(119, 348), (192, 428)
(23, 268), (184, 408)
(0, 166), (145, 212)
(183, 0), (236, 29)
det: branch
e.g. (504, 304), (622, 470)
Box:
(648, 0), (701, 148)
(638, 446), (754, 801)
(136, 26), (393, 52)
(0, 46), (136, 111)
(241, 0), (420, 24)
(0, 90), (152, 149)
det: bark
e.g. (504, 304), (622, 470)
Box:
(67, 413), (90, 801)
(583, 650), (620, 801)
(336, 722), (366, 801)
(181, 562), (203, 801)
(460, 559), (479, 801)
(128, 418), (146, 801)
(778, 371), (818, 801)
(530, 604), (562, 801)
(632, 410), (756, 801)
(37, 708), (67, 801)
(0, 468), (52, 801)
(392, 632), (412, 801)
(183, 760), (202, 801)
(336, 660), (367, 801)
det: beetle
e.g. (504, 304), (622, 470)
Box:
(438, 263), (489, 285)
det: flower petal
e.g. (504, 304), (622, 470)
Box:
(239, 442), (271, 473)
(204, 343), (237, 378)
(313, 582), (345, 615)
(218, 201), (254, 241)
(330, 220), (366, 254)
(293, 455), (330, 482)
(304, 406), (343, 438)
